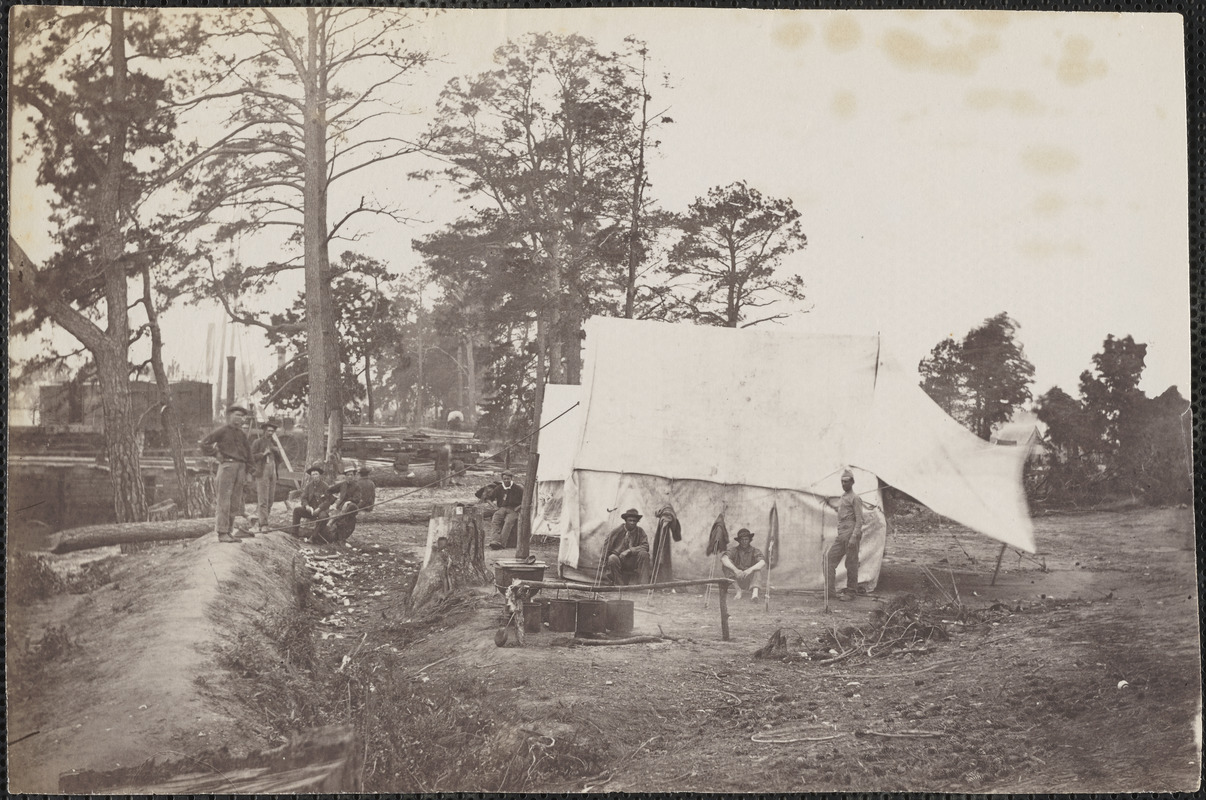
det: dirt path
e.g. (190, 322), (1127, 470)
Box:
(7, 531), (302, 793)
(309, 501), (1200, 792)
(8, 495), (1199, 793)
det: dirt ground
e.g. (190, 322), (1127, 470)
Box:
(7, 485), (1201, 793)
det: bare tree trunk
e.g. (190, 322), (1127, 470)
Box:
(455, 341), (466, 419)
(142, 265), (192, 516)
(517, 317), (548, 560)
(623, 53), (651, 320)
(364, 351), (373, 424)
(96, 9), (144, 523)
(413, 303), (425, 425)
(302, 8), (330, 471)
(464, 333), (478, 427)
(96, 350), (147, 522)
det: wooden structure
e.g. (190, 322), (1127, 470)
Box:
(513, 578), (735, 641)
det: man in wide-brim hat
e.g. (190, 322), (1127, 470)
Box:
(250, 419), (285, 532)
(602, 508), (651, 586)
(721, 527), (767, 601)
(291, 462), (331, 540)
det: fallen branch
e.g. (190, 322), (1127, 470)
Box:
(413, 654), (453, 675)
(752, 730), (848, 744)
(813, 648), (860, 667)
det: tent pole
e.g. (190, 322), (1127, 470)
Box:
(991, 543), (1007, 586)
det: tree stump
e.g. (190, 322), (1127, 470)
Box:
(409, 502), (489, 611)
(186, 470), (215, 518)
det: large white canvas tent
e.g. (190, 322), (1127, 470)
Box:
(530, 384), (582, 540)
(555, 317), (1035, 590)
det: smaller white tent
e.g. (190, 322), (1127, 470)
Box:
(530, 384), (582, 540)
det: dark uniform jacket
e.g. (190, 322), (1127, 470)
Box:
(300, 476), (330, 511)
(485, 482), (524, 510)
(604, 524), (650, 558)
(326, 477), (364, 508)
(201, 424), (252, 465)
(355, 477), (376, 510)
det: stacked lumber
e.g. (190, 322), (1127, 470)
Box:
(340, 424), (483, 464)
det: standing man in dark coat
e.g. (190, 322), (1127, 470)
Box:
(250, 420), (285, 532)
(602, 508), (651, 586)
(200, 406), (254, 543)
(484, 470), (524, 550)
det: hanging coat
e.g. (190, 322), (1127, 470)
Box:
(705, 512), (729, 556)
(651, 505), (682, 581)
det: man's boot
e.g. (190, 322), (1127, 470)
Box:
(218, 533), (241, 544)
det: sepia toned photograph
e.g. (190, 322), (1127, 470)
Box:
(6, 6), (1198, 794)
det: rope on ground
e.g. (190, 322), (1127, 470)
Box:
(751, 728), (848, 744)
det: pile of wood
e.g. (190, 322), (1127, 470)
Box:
(341, 425), (483, 465)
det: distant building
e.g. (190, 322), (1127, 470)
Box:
(991, 409), (1048, 461)
(39, 380), (213, 432)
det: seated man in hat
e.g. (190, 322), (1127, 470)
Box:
(483, 470), (524, 550)
(720, 528), (767, 601)
(322, 462), (364, 544)
(355, 466), (376, 514)
(602, 509), (652, 586)
(291, 462), (331, 539)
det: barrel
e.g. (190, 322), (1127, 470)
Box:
(523, 600), (546, 633)
(605, 599), (634, 635)
(546, 599), (577, 632)
(575, 599), (608, 635)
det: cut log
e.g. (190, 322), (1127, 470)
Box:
(51, 518), (213, 554)
(409, 502), (489, 611)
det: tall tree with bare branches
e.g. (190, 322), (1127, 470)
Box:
(176, 8), (430, 467)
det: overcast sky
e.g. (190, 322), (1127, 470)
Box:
(10, 9), (1190, 403)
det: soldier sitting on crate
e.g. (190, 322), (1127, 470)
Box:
(720, 528), (767, 602)
(291, 462), (331, 540)
(602, 508), (651, 586)
(482, 471), (524, 550)
(321, 462), (364, 544)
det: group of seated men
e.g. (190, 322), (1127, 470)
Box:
(477, 468), (866, 599)
(291, 461), (376, 544)
(599, 508), (766, 599)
